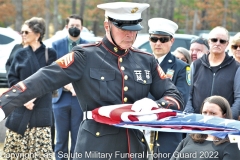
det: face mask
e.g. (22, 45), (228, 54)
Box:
(68, 27), (80, 37)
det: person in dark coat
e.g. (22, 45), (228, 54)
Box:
(5, 40), (28, 76)
(51, 14), (88, 160)
(0, 2), (184, 160)
(2, 17), (57, 159)
(184, 26), (240, 120)
(147, 18), (190, 160)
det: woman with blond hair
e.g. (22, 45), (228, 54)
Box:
(230, 32), (240, 63)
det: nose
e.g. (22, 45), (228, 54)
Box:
(156, 39), (162, 44)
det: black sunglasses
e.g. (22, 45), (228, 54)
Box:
(231, 45), (240, 50)
(191, 37), (209, 49)
(150, 36), (171, 43)
(21, 31), (32, 35)
(210, 38), (228, 44)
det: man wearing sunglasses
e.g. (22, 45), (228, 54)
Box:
(184, 26), (240, 121)
(190, 37), (209, 61)
(147, 18), (190, 160)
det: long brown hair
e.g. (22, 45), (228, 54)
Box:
(190, 95), (232, 145)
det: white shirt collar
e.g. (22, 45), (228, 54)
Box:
(156, 54), (167, 64)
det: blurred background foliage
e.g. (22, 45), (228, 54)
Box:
(0, 0), (239, 39)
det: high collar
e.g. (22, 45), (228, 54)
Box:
(102, 36), (128, 56)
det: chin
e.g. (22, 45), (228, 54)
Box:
(120, 44), (133, 50)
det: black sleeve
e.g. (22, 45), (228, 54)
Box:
(5, 44), (23, 72)
(150, 58), (184, 110)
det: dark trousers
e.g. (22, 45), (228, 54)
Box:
(53, 91), (83, 160)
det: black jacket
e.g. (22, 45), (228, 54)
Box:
(185, 53), (240, 119)
(6, 43), (57, 135)
(5, 43), (24, 75)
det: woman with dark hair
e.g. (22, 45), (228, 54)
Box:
(2, 17), (56, 159)
(171, 95), (240, 160)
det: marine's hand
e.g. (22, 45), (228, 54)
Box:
(131, 98), (158, 112)
(24, 98), (36, 110)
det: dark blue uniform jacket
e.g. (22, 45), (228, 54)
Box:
(0, 36), (184, 160)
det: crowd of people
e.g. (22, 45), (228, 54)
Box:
(0, 1), (240, 160)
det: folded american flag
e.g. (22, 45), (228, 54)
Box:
(91, 104), (240, 139)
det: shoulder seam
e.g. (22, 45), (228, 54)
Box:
(130, 47), (152, 56)
(81, 41), (102, 48)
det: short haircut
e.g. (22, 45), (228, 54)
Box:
(24, 17), (45, 42)
(66, 14), (83, 26)
(209, 26), (230, 41)
(231, 32), (240, 45)
(190, 37), (209, 50)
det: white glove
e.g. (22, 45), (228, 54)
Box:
(0, 108), (5, 122)
(131, 98), (158, 113)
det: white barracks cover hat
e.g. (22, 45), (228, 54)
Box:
(97, 2), (149, 31)
(148, 18), (178, 36)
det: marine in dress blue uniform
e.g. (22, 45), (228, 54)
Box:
(0, 2), (184, 160)
(148, 18), (190, 160)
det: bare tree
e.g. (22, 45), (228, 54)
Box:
(79, 0), (86, 19)
(222, 0), (229, 27)
(72, 0), (77, 14)
(53, 0), (59, 33)
(168, 0), (175, 20)
(12, 0), (23, 32)
(45, 0), (50, 39)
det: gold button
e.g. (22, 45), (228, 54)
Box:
(114, 47), (118, 52)
(119, 58), (123, 62)
(124, 75), (128, 80)
(143, 80), (146, 84)
(141, 138), (144, 142)
(124, 97), (128, 102)
(101, 76), (104, 80)
(96, 132), (100, 136)
(124, 86), (128, 91)
(5, 94), (9, 97)
(161, 102), (165, 106)
(121, 66), (125, 70)
(12, 89), (16, 92)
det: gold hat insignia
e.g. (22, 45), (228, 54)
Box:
(131, 7), (138, 13)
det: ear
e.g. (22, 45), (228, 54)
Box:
(223, 113), (226, 118)
(104, 21), (110, 32)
